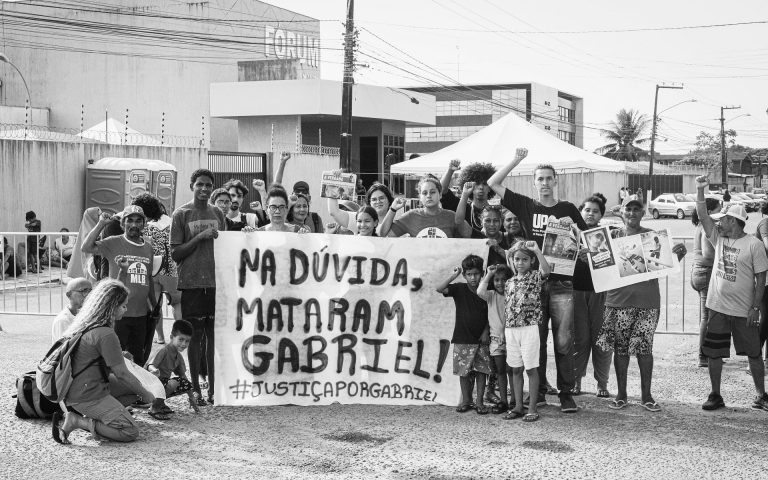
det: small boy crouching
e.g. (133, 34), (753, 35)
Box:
(146, 320), (200, 413)
(436, 254), (492, 414)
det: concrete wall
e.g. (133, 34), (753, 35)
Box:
(0, 0), (319, 152)
(239, 116), (300, 153)
(0, 139), (206, 232)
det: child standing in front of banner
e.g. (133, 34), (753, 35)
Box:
(436, 254), (492, 414)
(477, 264), (515, 414)
(504, 241), (550, 422)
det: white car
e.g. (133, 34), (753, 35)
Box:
(648, 193), (696, 219)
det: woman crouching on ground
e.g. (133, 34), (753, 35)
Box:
(596, 195), (687, 412)
(52, 278), (159, 444)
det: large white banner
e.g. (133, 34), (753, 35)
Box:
(582, 226), (679, 293)
(214, 232), (489, 406)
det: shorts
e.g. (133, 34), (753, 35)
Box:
(489, 334), (506, 356)
(160, 376), (194, 397)
(504, 325), (540, 370)
(181, 288), (216, 318)
(597, 306), (660, 357)
(701, 310), (761, 359)
(452, 343), (492, 377)
(154, 274), (181, 305)
(71, 395), (137, 434)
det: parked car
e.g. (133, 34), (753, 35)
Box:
(648, 193), (696, 219)
(731, 192), (760, 212)
(752, 188), (767, 196)
(745, 193), (767, 210)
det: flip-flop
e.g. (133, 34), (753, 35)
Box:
(522, 412), (540, 422)
(148, 411), (171, 420)
(159, 406), (175, 415)
(51, 411), (70, 445)
(475, 405), (491, 415)
(503, 410), (524, 420)
(455, 404), (472, 413)
(641, 401), (661, 412)
(608, 399), (628, 410)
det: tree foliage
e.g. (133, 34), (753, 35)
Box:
(595, 109), (651, 162)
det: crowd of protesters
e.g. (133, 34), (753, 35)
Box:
(34, 147), (768, 444)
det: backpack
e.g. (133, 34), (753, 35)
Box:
(36, 325), (106, 404)
(13, 371), (61, 419)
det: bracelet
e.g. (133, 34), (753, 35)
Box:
(390, 207), (398, 213)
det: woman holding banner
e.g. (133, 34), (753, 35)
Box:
(380, 176), (472, 239)
(691, 198), (721, 368)
(328, 182), (394, 236)
(573, 193), (612, 398)
(257, 186), (309, 234)
(596, 195), (687, 412)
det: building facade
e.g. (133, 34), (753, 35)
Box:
(0, 0), (320, 150)
(404, 83), (583, 156)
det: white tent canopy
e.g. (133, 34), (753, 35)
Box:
(392, 112), (625, 176)
(78, 118), (161, 146)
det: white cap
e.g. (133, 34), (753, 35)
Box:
(710, 203), (748, 222)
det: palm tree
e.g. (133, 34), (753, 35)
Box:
(596, 109), (651, 162)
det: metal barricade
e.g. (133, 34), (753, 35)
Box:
(657, 235), (697, 336)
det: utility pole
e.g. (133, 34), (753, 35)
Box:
(720, 105), (741, 189)
(648, 84), (683, 200)
(339, 0), (355, 172)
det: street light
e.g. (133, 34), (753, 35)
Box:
(725, 113), (751, 123)
(657, 99), (697, 116)
(0, 52), (32, 125)
(720, 105), (741, 187)
(648, 84), (685, 199)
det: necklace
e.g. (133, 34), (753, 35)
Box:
(469, 202), (484, 230)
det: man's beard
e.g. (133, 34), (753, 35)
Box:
(230, 202), (240, 212)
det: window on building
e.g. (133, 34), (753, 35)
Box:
(558, 130), (575, 145)
(559, 106), (575, 124)
(384, 134), (405, 167)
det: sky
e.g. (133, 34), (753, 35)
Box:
(268, 0), (768, 154)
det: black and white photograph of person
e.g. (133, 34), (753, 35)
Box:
(614, 236), (647, 277)
(641, 230), (674, 272)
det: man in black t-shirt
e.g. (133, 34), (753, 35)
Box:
(488, 148), (586, 414)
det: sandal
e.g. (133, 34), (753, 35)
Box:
(475, 404), (491, 415)
(159, 405), (175, 415)
(491, 402), (509, 415)
(455, 404), (472, 413)
(522, 412), (540, 422)
(596, 389), (611, 398)
(608, 399), (628, 410)
(148, 410), (171, 420)
(503, 410), (523, 420)
(641, 401), (661, 412)
(51, 411), (70, 445)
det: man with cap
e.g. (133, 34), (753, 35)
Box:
(51, 277), (92, 341)
(82, 205), (157, 365)
(695, 176), (768, 411)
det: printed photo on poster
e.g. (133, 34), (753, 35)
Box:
(641, 230), (674, 271)
(541, 221), (578, 276)
(320, 170), (357, 199)
(583, 227), (615, 270)
(614, 236), (647, 277)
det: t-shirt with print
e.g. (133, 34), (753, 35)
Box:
(501, 190), (587, 282)
(97, 235), (154, 317)
(476, 287), (505, 340)
(146, 343), (186, 380)
(504, 270), (545, 328)
(440, 191), (486, 239)
(706, 230), (768, 317)
(390, 208), (471, 238)
(51, 307), (75, 342)
(604, 227), (660, 309)
(171, 201), (226, 290)
(67, 327), (125, 405)
(443, 283), (489, 344)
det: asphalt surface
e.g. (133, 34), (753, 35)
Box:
(2, 313), (768, 479)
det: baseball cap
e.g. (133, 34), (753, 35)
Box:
(293, 181), (310, 194)
(120, 205), (146, 221)
(622, 194), (644, 208)
(710, 203), (748, 222)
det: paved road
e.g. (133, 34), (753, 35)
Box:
(2, 314), (767, 479)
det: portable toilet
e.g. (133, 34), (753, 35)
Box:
(86, 158), (177, 215)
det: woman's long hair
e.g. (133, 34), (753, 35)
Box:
(62, 279), (129, 337)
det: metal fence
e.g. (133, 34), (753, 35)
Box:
(1, 232), (704, 336)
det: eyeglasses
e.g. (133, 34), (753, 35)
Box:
(73, 288), (92, 294)
(268, 205), (287, 212)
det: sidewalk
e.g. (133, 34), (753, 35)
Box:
(2, 313), (767, 479)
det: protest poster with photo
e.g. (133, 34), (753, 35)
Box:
(214, 232), (489, 407)
(582, 226), (679, 292)
(541, 221), (579, 276)
(319, 170), (357, 199)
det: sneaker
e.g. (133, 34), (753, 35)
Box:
(544, 383), (558, 395)
(193, 391), (208, 407)
(523, 392), (547, 407)
(560, 394), (578, 413)
(702, 393), (725, 411)
(751, 393), (768, 411)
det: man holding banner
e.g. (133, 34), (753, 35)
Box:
(488, 148), (585, 413)
(694, 176), (768, 412)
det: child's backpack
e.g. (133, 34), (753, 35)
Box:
(36, 325), (106, 404)
(13, 371), (61, 419)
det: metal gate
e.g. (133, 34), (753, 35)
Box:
(627, 174), (683, 198)
(208, 151), (268, 203)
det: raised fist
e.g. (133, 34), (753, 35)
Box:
(252, 179), (266, 190)
(695, 176), (709, 189)
(391, 197), (407, 211)
(452, 266), (462, 275)
(514, 147), (529, 161)
(280, 152), (291, 162)
(449, 159), (461, 171)
(525, 240), (538, 250)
